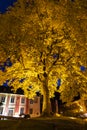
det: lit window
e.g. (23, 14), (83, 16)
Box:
(30, 99), (33, 104)
(8, 109), (13, 116)
(0, 107), (3, 114)
(20, 107), (24, 114)
(10, 97), (15, 103)
(1, 96), (6, 102)
(21, 97), (25, 103)
(30, 108), (33, 114)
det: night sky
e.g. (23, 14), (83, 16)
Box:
(0, 0), (17, 13)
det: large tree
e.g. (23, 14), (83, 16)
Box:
(0, 0), (87, 116)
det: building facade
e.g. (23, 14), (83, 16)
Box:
(0, 93), (40, 118)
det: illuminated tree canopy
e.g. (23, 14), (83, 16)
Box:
(0, 0), (87, 115)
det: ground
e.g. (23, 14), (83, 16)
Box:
(0, 116), (87, 130)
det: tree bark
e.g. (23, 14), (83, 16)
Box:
(42, 78), (51, 116)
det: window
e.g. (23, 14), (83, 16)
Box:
(8, 109), (14, 116)
(1, 96), (6, 102)
(34, 98), (38, 103)
(20, 107), (24, 114)
(71, 0), (75, 2)
(21, 97), (25, 104)
(30, 99), (33, 104)
(10, 97), (15, 103)
(0, 107), (3, 114)
(30, 108), (33, 114)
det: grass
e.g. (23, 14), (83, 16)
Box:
(0, 116), (87, 130)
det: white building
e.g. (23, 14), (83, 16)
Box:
(0, 93), (40, 118)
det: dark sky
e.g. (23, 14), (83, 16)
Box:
(0, 0), (17, 13)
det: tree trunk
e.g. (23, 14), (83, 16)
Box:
(42, 89), (51, 116)
(41, 78), (51, 116)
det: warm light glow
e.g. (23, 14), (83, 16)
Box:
(0, 0), (87, 115)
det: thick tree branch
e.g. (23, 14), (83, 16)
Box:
(37, 74), (44, 82)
